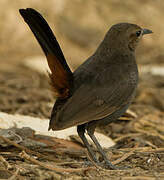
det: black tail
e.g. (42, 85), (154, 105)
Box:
(19, 8), (73, 98)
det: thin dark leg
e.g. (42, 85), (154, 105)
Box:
(86, 123), (116, 169)
(77, 124), (98, 163)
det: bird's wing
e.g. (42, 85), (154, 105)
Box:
(19, 8), (73, 98)
(52, 71), (136, 130)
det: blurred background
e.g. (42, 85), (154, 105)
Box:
(0, 0), (163, 117)
(0, 0), (163, 67)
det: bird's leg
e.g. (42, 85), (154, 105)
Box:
(86, 122), (116, 169)
(77, 124), (99, 164)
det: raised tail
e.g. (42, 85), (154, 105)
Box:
(19, 8), (73, 98)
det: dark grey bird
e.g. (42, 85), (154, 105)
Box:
(19, 8), (152, 169)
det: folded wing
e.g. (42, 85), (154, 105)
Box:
(52, 75), (135, 130)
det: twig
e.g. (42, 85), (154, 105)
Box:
(8, 168), (21, 180)
(56, 161), (84, 166)
(0, 135), (55, 161)
(111, 143), (139, 165)
(112, 150), (134, 165)
(124, 109), (137, 118)
(143, 140), (158, 149)
(114, 133), (141, 142)
(0, 135), (36, 153)
(137, 148), (164, 153)
(8, 130), (23, 144)
(119, 147), (151, 152)
(0, 154), (12, 169)
(19, 151), (96, 173)
(121, 176), (157, 180)
(134, 120), (164, 141)
(0, 166), (24, 180)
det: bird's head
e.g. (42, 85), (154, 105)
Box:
(104, 23), (152, 52)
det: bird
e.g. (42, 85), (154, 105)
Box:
(19, 8), (152, 169)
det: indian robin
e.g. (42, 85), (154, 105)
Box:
(19, 8), (152, 169)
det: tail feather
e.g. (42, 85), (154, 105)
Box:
(19, 8), (73, 98)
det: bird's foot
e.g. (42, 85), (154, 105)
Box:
(103, 160), (131, 170)
(84, 159), (116, 170)
(115, 165), (131, 170)
(103, 160), (117, 170)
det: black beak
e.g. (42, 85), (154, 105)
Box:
(142, 28), (153, 35)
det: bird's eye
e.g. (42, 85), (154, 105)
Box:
(136, 30), (141, 37)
